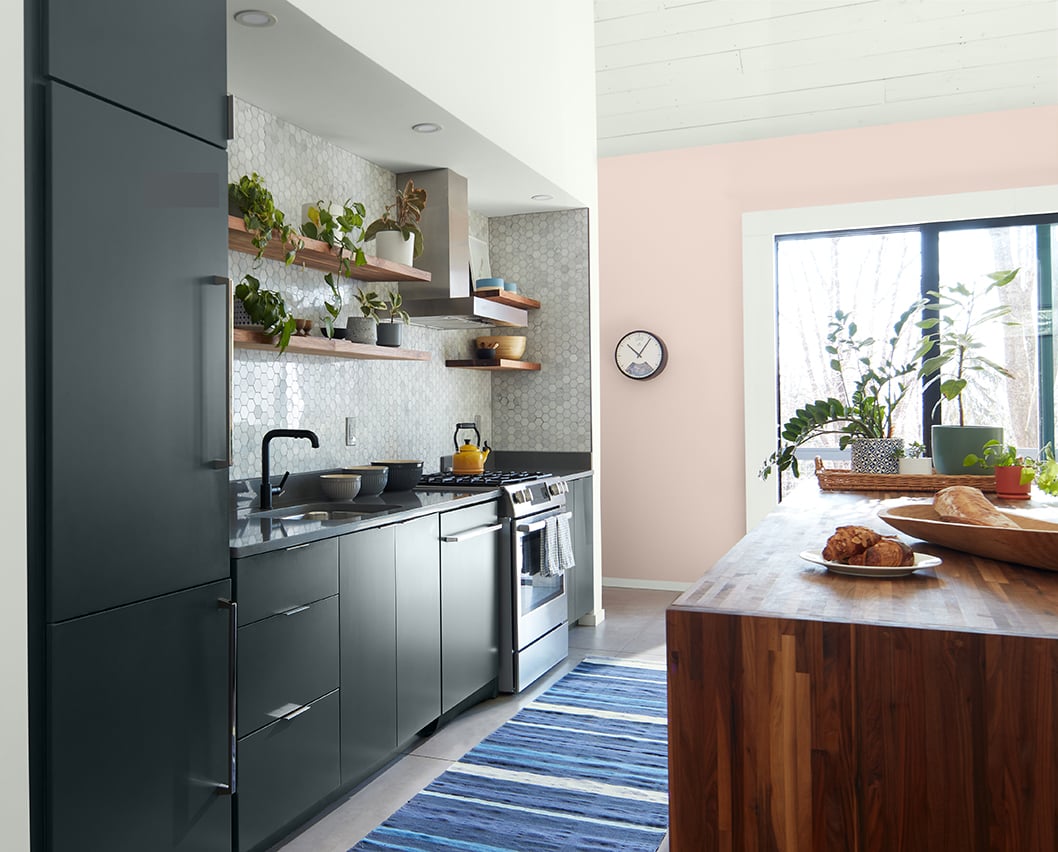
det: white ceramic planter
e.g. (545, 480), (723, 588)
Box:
(372, 230), (415, 266)
(898, 457), (934, 475)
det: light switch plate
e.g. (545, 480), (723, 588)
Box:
(345, 416), (357, 446)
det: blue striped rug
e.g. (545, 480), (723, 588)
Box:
(350, 657), (669, 852)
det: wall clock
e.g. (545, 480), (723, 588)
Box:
(615, 330), (668, 380)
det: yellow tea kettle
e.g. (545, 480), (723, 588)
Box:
(452, 422), (491, 474)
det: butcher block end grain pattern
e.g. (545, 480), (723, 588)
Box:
(667, 484), (1058, 852)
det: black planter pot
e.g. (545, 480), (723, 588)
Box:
(376, 322), (403, 347)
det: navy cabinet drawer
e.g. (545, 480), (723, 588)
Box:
(235, 539), (338, 625)
(238, 595), (339, 737)
(237, 689), (340, 852)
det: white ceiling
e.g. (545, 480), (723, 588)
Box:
(227, 1), (1058, 212)
(595, 0), (1058, 157)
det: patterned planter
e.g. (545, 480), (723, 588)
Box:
(850, 438), (904, 474)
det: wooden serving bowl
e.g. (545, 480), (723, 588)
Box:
(475, 335), (526, 360)
(879, 503), (1058, 571)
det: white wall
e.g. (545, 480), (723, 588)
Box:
(2, 0), (29, 846)
(288, 0), (599, 210)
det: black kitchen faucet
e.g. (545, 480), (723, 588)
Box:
(260, 429), (320, 509)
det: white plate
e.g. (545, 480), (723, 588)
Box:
(799, 549), (941, 578)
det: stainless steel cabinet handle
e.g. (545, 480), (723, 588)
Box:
(281, 703), (312, 722)
(284, 542), (311, 552)
(217, 598), (237, 796)
(441, 522), (503, 543)
(516, 511), (572, 534)
(281, 605), (310, 617)
(210, 275), (233, 469)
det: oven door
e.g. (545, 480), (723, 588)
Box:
(512, 507), (571, 650)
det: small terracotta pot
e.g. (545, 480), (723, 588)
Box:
(994, 465), (1031, 500)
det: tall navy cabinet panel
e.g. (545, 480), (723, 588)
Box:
(35, 2), (232, 850)
(48, 581), (233, 852)
(46, 82), (229, 622)
(45, 0), (228, 146)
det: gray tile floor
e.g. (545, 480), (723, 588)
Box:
(270, 587), (677, 852)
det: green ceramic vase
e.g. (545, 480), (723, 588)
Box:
(931, 425), (1003, 475)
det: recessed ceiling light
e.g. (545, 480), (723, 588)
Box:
(233, 9), (277, 27)
(531, 194), (553, 201)
(412, 122), (443, 134)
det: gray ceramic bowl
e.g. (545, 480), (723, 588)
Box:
(373, 460), (424, 491)
(342, 465), (389, 497)
(319, 473), (361, 500)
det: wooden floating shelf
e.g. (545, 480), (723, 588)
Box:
(445, 359), (541, 371)
(228, 216), (432, 284)
(472, 288), (541, 310)
(234, 328), (431, 361)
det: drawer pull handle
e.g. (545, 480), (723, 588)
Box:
(285, 542), (311, 552)
(282, 605), (310, 617)
(441, 522), (503, 543)
(281, 704), (312, 722)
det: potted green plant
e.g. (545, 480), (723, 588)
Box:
(362, 179), (427, 266)
(896, 440), (932, 475)
(347, 287), (386, 345)
(919, 268), (1019, 474)
(301, 199), (367, 338)
(229, 173), (302, 266)
(375, 290), (410, 348)
(234, 274), (295, 352)
(964, 440), (1058, 500)
(760, 299), (929, 479)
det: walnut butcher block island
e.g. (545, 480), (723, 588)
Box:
(666, 484), (1058, 852)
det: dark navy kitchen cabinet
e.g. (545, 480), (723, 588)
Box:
(46, 82), (229, 622)
(440, 502), (503, 713)
(47, 581), (233, 852)
(45, 0), (228, 146)
(339, 525), (398, 785)
(395, 514), (442, 743)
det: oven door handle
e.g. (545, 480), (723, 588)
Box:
(516, 511), (572, 534)
(441, 522), (504, 543)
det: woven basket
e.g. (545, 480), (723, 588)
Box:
(813, 457), (996, 493)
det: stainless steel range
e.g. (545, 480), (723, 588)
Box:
(418, 471), (571, 692)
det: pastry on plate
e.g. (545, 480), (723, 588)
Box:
(823, 525), (914, 567)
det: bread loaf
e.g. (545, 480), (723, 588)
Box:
(933, 486), (1019, 529)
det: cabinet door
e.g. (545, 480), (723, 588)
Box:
(47, 581), (232, 852)
(395, 514), (441, 743)
(339, 525), (397, 784)
(567, 475), (595, 624)
(440, 502), (502, 713)
(45, 0), (227, 146)
(47, 83), (229, 621)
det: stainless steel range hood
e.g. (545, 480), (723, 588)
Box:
(395, 168), (527, 329)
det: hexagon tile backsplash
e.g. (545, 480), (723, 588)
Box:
(228, 98), (591, 481)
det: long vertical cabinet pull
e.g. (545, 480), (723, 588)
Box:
(211, 275), (233, 469)
(217, 598), (237, 795)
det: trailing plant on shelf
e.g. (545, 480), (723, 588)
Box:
(362, 179), (428, 259)
(228, 173), (302, 266)
(234, 274), (295, 352)
(919, 268), (1020, 426)
(301, 200), (368, 338)
(760, 299), (930, 479)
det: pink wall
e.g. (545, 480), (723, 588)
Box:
(598, 106), (1058, 585)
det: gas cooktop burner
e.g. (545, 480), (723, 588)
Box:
(418, 470), (552, 488)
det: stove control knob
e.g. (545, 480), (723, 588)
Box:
(512, 490), (528, 503)
(548, 482), (561, 496)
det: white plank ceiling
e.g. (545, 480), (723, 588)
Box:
(595, 0), (1058, 156)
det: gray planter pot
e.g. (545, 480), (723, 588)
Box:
(931, 425), (1003, 474)
(345, 316), (376, 345)
(850, 438), (903, 474)
(375, 321), (403, 347)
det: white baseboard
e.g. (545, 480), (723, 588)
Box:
(602, 577), (692, 592)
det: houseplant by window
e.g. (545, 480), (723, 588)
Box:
(920, 268), (1019, 474)
(375, 290), (410, 348)
(896, 440), (932, 475)
(964, 440), (1058, 500)
(362, 179), (427, 266)
(760, 299), (930, 479)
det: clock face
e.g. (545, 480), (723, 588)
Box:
(615, 330), (667, 380)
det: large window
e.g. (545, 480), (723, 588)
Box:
(775, 215), (1056, 490)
